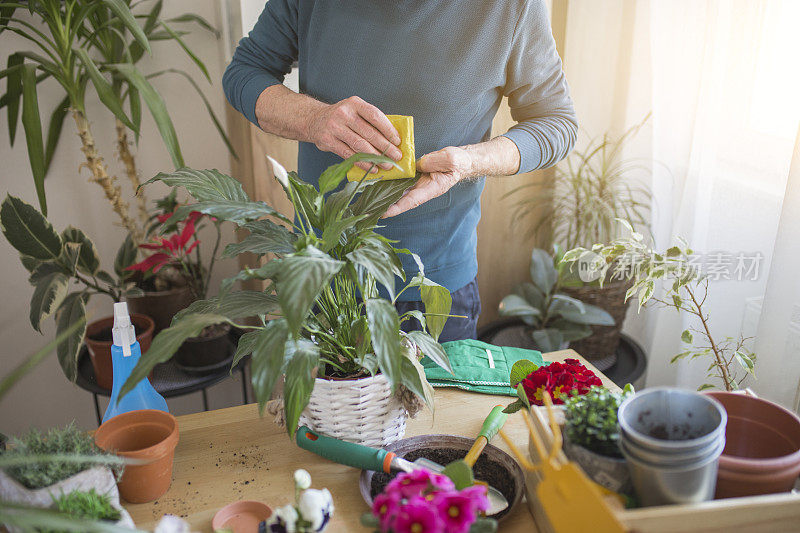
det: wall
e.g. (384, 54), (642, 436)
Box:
(0, 1), (244, 435)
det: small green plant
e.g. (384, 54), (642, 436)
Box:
(564, 384), (633, 458)
(562, 222), (756, 392)
(3, 424), (120, 490)
(498, 248), (614, 352)
(38, 489), (121, 532)
(120, 156), (454, 437)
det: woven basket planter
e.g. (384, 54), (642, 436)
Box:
(562, 276), (633, 370)
(298, 373), (407, 447)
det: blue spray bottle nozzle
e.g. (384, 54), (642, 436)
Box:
(102, 302), (168, 424)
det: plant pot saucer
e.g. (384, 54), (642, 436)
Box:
(212, 500), (272, 532)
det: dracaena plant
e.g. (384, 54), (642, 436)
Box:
(0, 0), (233, 242)
(0, 194), (140, 381)
(119, 155), (454, 437)
(498, 248), (614, 352)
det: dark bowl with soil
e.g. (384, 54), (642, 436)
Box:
(359, 435), (524, 521)
(85, 313), (155, 389)
(174, 323), (234, 375)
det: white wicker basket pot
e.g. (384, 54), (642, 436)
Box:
(298, 373), (407, 447)
(0, 466), (135, 531)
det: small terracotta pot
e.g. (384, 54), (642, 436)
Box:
(706, 391), (800, 498)
(85, 314), (155, 389)
(127, 286), (194, 333)
(94, 409), (179, 503)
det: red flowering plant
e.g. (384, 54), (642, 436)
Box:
(503, 358), (604, 413)
(361, 468), (497, 533)
(126, 193), (222, 300)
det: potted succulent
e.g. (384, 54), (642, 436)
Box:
(498, 248), (614, 353)
(119, 155), (454, 446)
(506, 120), (652, 365)
(0, 195), (153, 389)
(562, 385), (634, 493)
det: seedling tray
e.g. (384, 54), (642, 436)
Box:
(525, 406), (800, 532)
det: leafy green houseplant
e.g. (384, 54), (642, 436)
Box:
(0, 0), (232, 243)
(506, 119), (652, 363)
(119, 155), (453, 442)
(0, 194), (142, 382)
(562, 223), (757, 392)
(498, 248), (614, 353)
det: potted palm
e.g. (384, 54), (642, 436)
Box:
(118, 155), (453, 446)
(506, 119), (652, 367)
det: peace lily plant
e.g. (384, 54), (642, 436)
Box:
(119, 155), (454, 437)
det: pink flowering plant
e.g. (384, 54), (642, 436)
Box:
(361, 468), (497, 533)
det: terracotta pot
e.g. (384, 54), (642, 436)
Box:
(706, 391), (800, 498)
(85, 314), (155, 389)
(94, 409), (179, 504)
(127, 286), (194, 333)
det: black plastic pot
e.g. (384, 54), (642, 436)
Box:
(477, 317), (648, 390)
(173, 324), (233, 375)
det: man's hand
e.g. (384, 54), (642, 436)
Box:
(383, 147), (473, 218)
(306, 96), (402, 172)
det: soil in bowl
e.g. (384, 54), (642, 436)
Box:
(369, 447), (517, 520)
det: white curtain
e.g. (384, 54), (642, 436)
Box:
(559, 0), (800, 406)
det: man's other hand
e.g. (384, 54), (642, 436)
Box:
(306, 96), (402, 172)
(383, 146), (472, 218)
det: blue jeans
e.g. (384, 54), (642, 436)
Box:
(395, 277), (481, 342)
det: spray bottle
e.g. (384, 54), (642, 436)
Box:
(103, 302), (168, 424)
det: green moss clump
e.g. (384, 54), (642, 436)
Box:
(564, 385), (633, 458)
(2, 423), (115, 490)
(37, 488), (121, 532)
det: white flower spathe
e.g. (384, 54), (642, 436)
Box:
(298, 488), (334, 532)
(267, 155), (290, 188)
(154, 514), (192, 533)
(293, 468), (312, 490)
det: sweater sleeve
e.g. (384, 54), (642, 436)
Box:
(222, 0), (299, 127)
(501, 0), (578, 173)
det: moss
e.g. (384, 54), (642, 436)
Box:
(563, 385), (632, 458)
(37, 488), (121, 532)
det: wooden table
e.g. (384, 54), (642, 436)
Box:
(125, 350), (617, 532)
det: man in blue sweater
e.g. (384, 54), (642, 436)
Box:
(223, 0), (577, 342)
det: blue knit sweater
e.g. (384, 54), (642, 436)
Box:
(223, 0), (577, 300)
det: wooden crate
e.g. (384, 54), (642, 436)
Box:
(524, 406), (800, 533)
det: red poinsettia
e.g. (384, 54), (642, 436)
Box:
(521, 359), (602, 405)
(127, 211), (202, 273)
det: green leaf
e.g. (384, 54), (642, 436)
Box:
(111, 64), (183, 168)
(529, 249), (557, 295)
(350, 177), (416, 226)
(681, 329), (693, 344)
(516, 383), (531, 408)
(554, 301), (614, 326)
(548, 318), (592, 342)
(168, 200), (290, 227)
(159, 21), (211, 82)
(672, 294), (683, 309)
(734, 350), (756, 376)
(441, 460), (474, 490)
(531, 328), (564, 353)
(143, 0), (164, 33)
(250, 319), (289, 409)
(174, 291), (278, 322)
(275, 249), (344, 337)
(43, 95), (69, 175)
(54, 293), (87, 382)
(470, 518), (499, 533)
(420, 279), (451, 341)
(365, 298), (404, 389)
(61, 226), (100, 275)
(28, 262), (65, 285)
(231, 329), (262, 369)
(498, 294), (541, 321)
(697, 383), (716, 391)
(319, 214), (368, 253)
(221, 261), (283, 292)
(223, 220), (297, 257)
(6, 53), (23, 146)
(145, 167), (248, 202)
(283, 339), (319, 438)
(399, 353), (434, 412)
(20, 254), (41, 273)
(102, 0), (151, 54)
(20, 64), (47, 215)
(406, 330), (452, 374)
(509, 359), (539, 388)
(29, 271), (69, 332)
(551, 294), (586, 314)
(75, 49), (135, 132)
(167, 13), (219, 35)
(347, 244), (398, 300)
(1, 195), (61, 260)
(319, 153), (399, 195)
(502, 399), (525, 414)
(119, 313), (230, 400)
(129, 85), (142, 143)
(513, 281), (544, 309)
(114, 234), (137, 277)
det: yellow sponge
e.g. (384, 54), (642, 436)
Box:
(346, 115), (415, 181)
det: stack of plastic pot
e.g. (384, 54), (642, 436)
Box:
(618, 387), (727, 506)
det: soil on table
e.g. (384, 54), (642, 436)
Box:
(370, 447), (517, 520)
